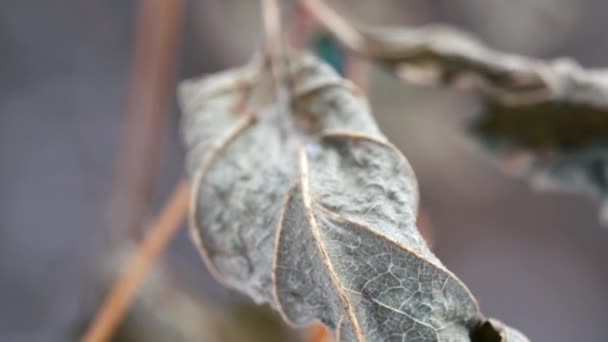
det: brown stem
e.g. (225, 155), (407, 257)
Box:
(109, 0), (185, 241)
(262, 0), (282, 47)
(261, 0), (285, 95)
(82, 180), (190, 342)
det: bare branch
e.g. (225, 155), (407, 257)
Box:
(109, 0), (185, 241)
(83, 180), (190, 342)
(301, 0), (608, 108)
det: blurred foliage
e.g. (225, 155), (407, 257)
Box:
(473, 100), (608, 150)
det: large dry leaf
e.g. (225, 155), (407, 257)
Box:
(180, 51), (527, 341)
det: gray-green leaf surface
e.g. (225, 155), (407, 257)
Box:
(180, 51), (527, 341)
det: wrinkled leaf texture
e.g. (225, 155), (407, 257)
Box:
(334, 23), (608, 224)
(180, 51), (527, 341)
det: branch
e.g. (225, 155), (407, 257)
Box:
(109, 0), (185, 241)
(262, 0), (285, 93)
(82, 180), (190, 342)
(301, 0), (608, 108)
(262, 0), (282, 48)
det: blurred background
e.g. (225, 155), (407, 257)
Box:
(2, 0), (608, 341)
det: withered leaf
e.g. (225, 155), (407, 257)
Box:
(362, 27), (608, 223)
(303, 0), (608, 223)
(180, 52), (527, 341)
(471, 99), (608, 224)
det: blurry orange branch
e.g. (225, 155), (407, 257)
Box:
(307, 322), (333, 342)
(84, 0), (187, 340)
(109, 0), (185, 241)
(83, 180), (190, 342)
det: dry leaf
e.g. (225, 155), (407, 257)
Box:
(302, 0), (608, 223)
(367, 27), (608, 224)
(471, 99), (608, 224)
(180, 51), (527, 341)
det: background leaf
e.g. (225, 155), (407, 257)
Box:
(302, 0), (608, 224)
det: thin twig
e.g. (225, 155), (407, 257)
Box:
(346, 53), (368, 89)
(109, 0), (185, 241)
(262, 0), (282, 48)
(82, 180), (190, 342)
(261, 0), (284, 91)
(300, 0), (608, 108)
